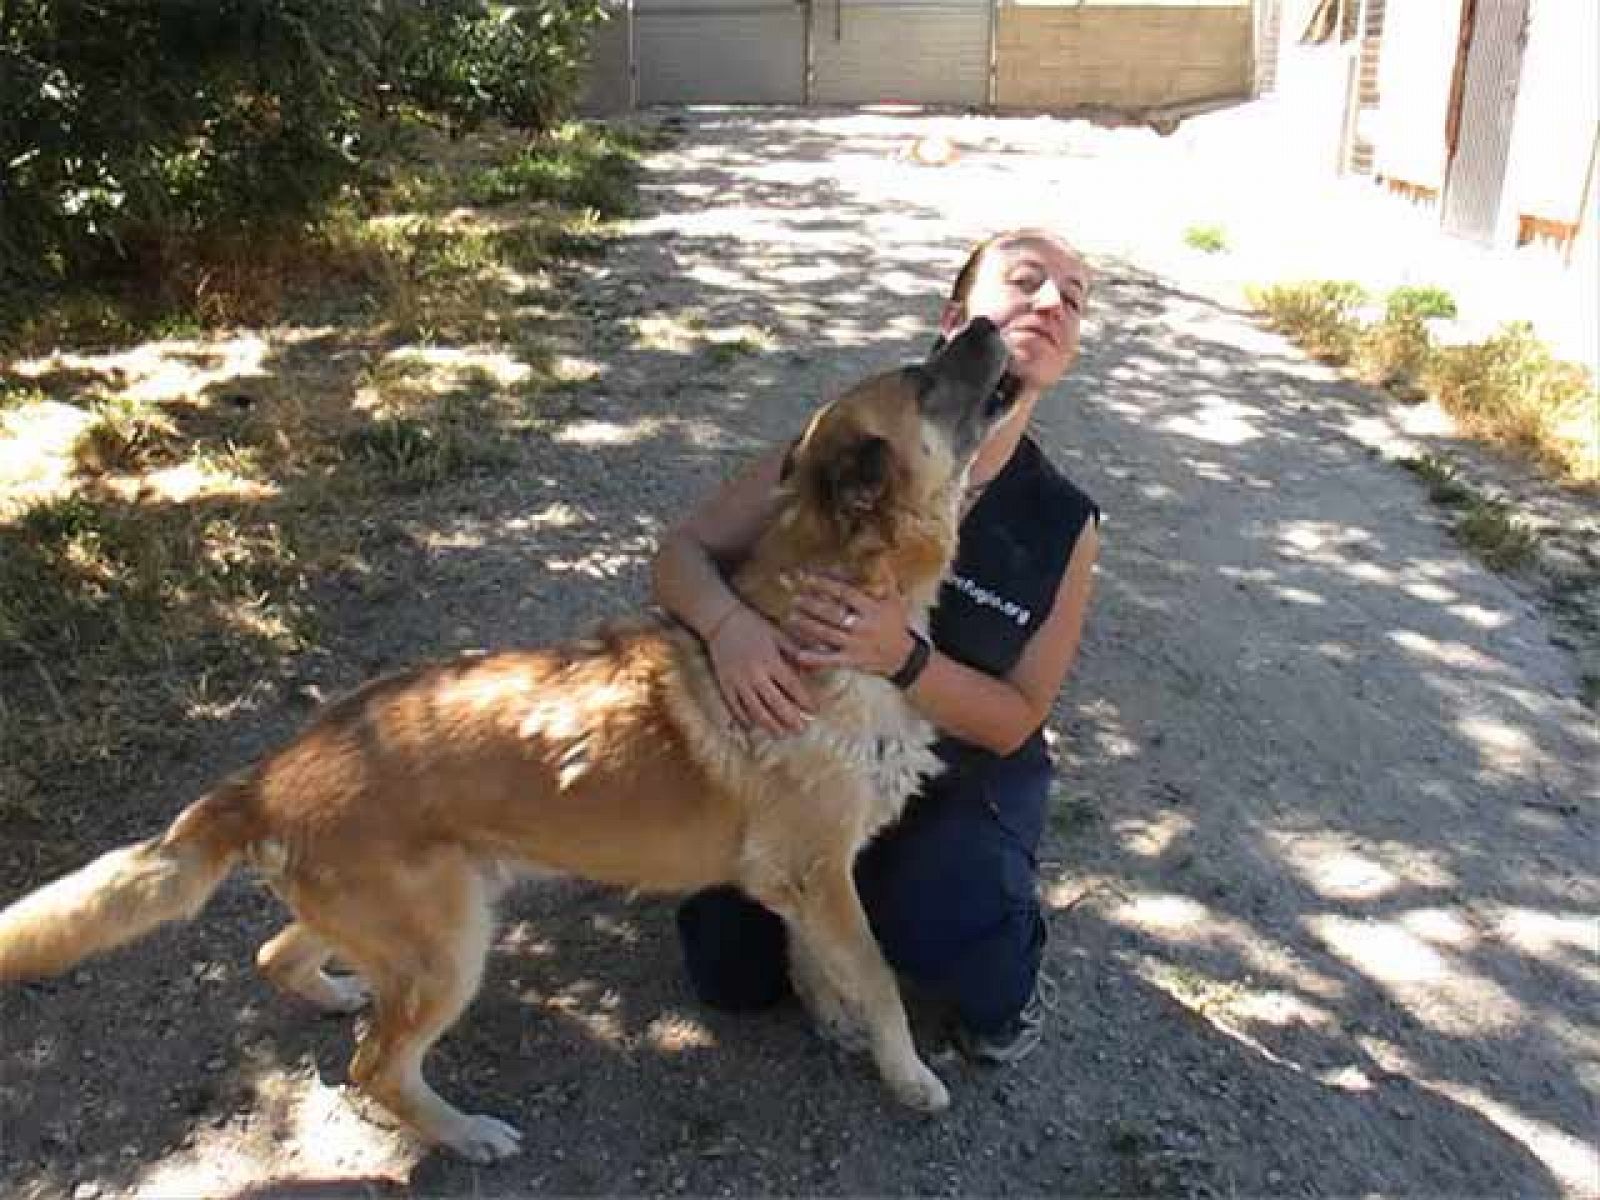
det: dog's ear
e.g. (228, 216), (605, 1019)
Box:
(822, 434), (892, 527)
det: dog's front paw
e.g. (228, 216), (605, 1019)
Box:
(889, 1061), (950, 1113)
(442, 1113), (523, 1163)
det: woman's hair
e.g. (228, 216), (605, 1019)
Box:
(946, 233), (1003, 315)
(945, 227), (1081, 317)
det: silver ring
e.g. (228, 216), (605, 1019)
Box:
(842, 609), (858, 631)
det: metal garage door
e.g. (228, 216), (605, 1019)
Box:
(810, 0), (992, 107)
(635, 0), (806, 106)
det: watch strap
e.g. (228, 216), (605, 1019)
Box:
(888, 630), (932, 690)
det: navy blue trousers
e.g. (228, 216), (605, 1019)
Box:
(676, 752), (1051, 1037)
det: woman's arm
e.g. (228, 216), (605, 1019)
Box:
(787, 521), (1100, 755)
(651, 448), (816, 734)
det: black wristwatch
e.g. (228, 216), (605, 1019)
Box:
(888, 629), (932, 690)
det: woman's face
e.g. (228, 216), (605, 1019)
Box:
(941, 232), (1089, 391)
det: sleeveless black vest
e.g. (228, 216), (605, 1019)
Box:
(930, 435), (1100, 772)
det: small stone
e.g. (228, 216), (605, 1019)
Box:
(73, 1184), (101, 1200)
(205, 1055), (226, 1072)
(1267, 1169), (1284, 1186)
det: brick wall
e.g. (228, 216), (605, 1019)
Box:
(996, 3), (1253, 112)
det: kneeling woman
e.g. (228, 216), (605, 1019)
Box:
(651, 227), (1101, 1063)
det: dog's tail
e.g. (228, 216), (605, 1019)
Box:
(0, 773), (262, 982)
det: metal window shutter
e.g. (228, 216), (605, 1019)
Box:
(635, 1), (806, 105)
(811, 1), (992, 107)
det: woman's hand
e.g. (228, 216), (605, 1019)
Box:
(707, 605), (815, 736)
(784, 572), (915, 677)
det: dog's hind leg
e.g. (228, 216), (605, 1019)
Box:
(767, 861), (948, 1113)
(257, 922), (369, 1014)
(348, 856), (521, 1163)
(295, 851), (522, 1162)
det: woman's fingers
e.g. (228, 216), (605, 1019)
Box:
(769, 657), (814, 710)
(723, 685), (751, 729)
(787, 643), (840, 670)
(787, 609), (848, 650)
(725, 656), (815, 736)
(741, 679), (798, 735)
(789, 592), (844, 626)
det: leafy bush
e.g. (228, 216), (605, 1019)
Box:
(1353, 314), (1432, 394)
(0, 1), (608, 295)
(385, 2), (607, 134)
(1386, 285), (1457, 322)
(1, 2), (375, 286)
(1425, 322), (1597, 478)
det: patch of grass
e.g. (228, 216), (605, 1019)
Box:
(1400, 454), (1540, 572)
(1399, 454), (1474, 506)
(1182, 223), (1228, 254)
(1256, 283), (1597, 483)
(0, 117), (651, 834)
(72, 394), (180, 474)
(5, 494), (306, 648)
(1248, 280), (1368, 364)
(1455, 496), (1539, 573)
(1424, 322), (1598, 481)
(0, 383), (48, 412)
(463, 123), (651, 216)
(1, 122), (650, 356)
(339, 404), (513, 493)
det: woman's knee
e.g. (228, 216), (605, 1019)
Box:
(676, 886), (792, 1012)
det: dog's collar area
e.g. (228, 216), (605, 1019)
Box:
(984, 372), (1023, 419)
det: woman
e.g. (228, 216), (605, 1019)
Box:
(651, 227), (1100, 1064)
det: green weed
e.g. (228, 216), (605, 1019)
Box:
(1182, 224), (1228, 254)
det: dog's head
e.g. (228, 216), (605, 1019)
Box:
(779, 317), (1013, 598)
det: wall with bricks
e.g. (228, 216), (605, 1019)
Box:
(996, 3), (1254, 112)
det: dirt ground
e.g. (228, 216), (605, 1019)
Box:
(2, 109), (1596, 1199)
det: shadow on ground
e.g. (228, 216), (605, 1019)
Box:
(1, 109), (1591, 1199)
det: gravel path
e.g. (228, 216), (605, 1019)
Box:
(2, 109), (1596, 1200)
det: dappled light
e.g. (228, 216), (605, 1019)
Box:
(2, 104), (1594, 1199)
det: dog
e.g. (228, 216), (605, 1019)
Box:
(0, 318), (1015, 1163)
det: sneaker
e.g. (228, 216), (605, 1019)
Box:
(954, 974), (1057, 1066)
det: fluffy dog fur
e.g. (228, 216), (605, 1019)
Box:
(0, 320), (1013, 1162)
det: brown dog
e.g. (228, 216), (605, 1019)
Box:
(0, 319), (1014, 1162)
